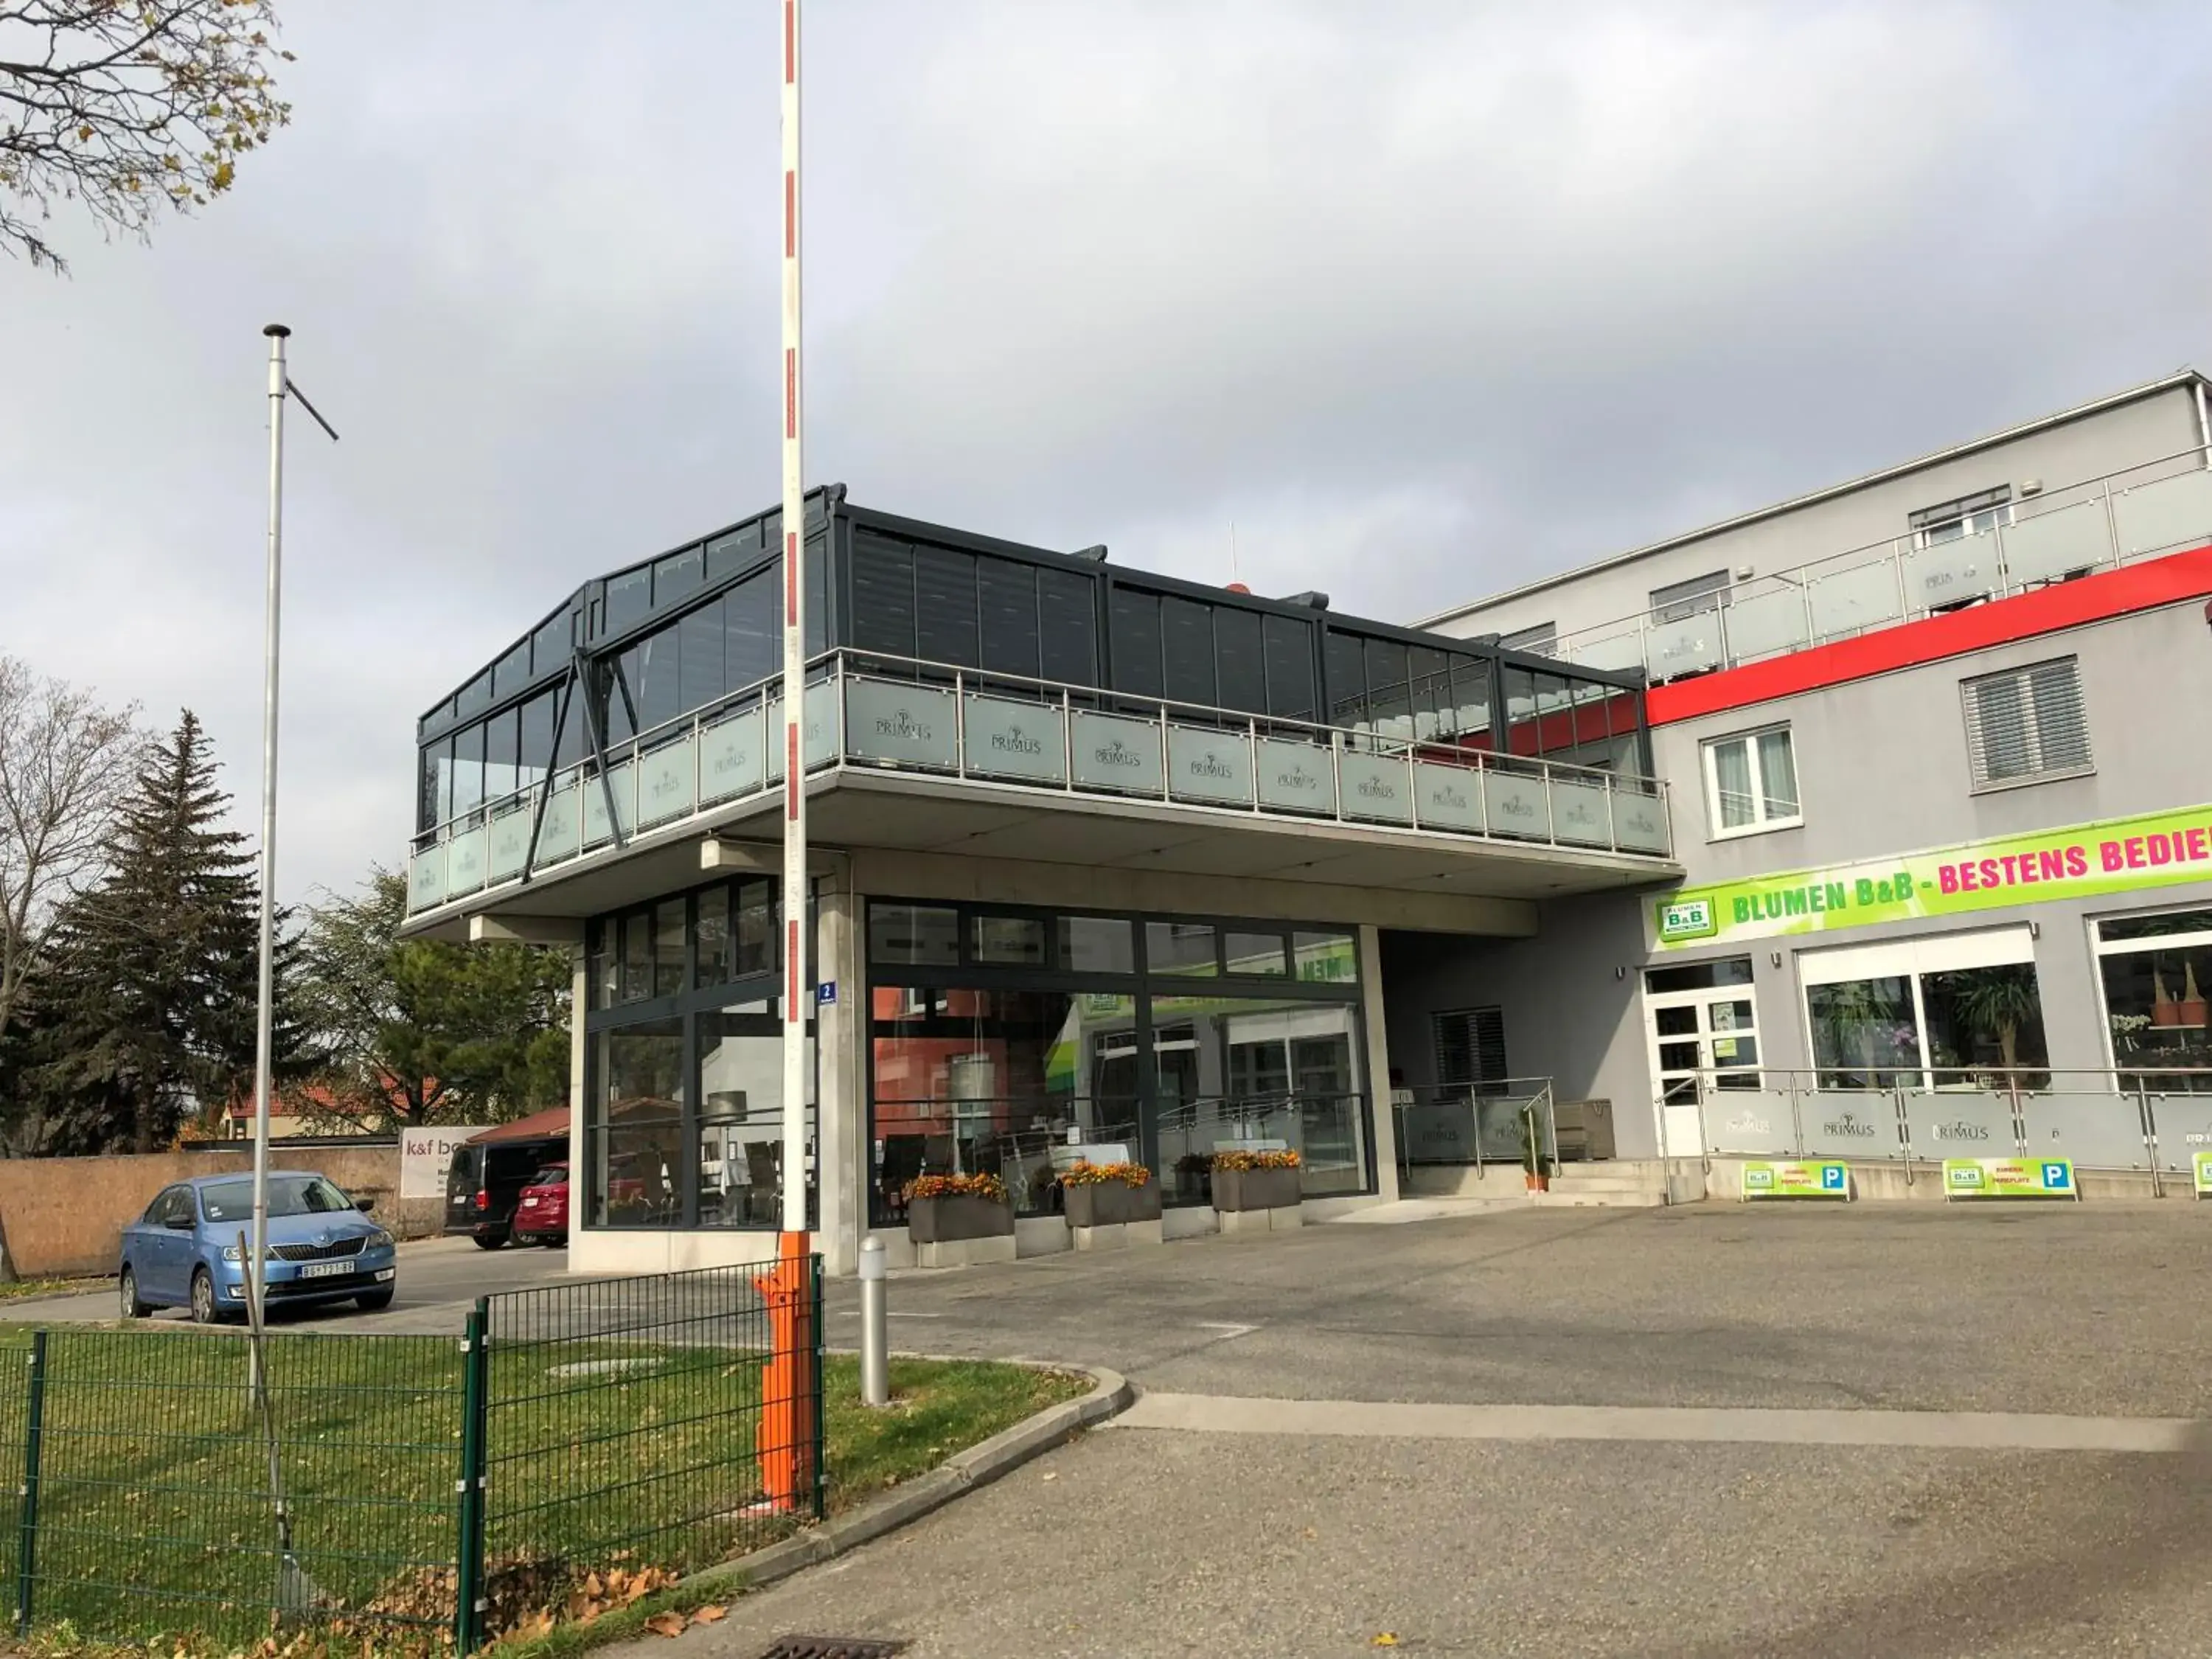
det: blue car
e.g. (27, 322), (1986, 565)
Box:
(119, 1171), (398, 1324)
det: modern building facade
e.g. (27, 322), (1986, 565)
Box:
(402, 493), (1678, 1272)
(405, 369), (2212, 1267)
(1402, 372), (2212, 1183)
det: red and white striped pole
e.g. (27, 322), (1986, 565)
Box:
(758, 0), (816, 1514)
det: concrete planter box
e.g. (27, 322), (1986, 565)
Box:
(1212, 1166), (1302, 1213)
(908, 1192), (1015, 1245)
(1071, 1218), (1166, 1252)
(1064, 1181), (1163, 1229)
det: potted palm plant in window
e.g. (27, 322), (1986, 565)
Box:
(1955, 965), (2041, 1082)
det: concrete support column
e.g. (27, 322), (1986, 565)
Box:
(815, 876), (863, 1276)
(1358, 923), (1402, 1203)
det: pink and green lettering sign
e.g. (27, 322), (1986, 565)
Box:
(1654, 802), (2212, 950)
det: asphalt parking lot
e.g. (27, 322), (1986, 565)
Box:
(647, 1200), (2212, 1659)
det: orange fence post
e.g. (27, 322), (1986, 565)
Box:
(753, 1230), (818, 1511)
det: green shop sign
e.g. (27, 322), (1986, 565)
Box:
(1654, 802), (2212, 950)
(1942, 1158), (2077, 1200)
(2194, 1149), (2212, 1197)
(1739, 1159), (1851, 1200)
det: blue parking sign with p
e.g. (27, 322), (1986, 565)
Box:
(2042, 1161), (2071, 1190)
(1821, 1164), (1846, 1191)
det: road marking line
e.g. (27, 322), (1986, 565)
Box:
(1194, 1322), (1256, 1338)
(1114, 1393), (2207, 1455)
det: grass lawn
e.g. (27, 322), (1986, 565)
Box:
(0, 1324), (1083, 1651)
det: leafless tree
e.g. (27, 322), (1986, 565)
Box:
(0, 1), (292, 273)
(0, 654), (139, 1048)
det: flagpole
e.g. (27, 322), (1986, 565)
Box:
(251, 323), (290, 1357)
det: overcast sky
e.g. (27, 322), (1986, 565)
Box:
(4, 0), (2209, 906)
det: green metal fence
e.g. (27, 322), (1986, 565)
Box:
(2, 1257), (825, 1653)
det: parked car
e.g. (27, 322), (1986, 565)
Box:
(444, 1134), (565, 1249)
(119, 1172), (397, 1324)
(509, 1163), (569, 1247)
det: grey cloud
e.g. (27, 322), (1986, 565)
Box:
(1, 0), (2207, 902)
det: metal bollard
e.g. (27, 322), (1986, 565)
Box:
(858, 1235), (890, 1408)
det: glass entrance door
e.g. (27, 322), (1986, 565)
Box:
(1643, 958), (1760, 1157)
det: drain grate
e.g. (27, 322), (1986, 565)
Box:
(754, 1640), (910, 1659)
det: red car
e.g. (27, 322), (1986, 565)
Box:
(509, 1163), (569, 1247)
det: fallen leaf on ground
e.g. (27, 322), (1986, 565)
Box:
(1373, 1637), (1400, 1649)
(644, 1611), (689, 1638)
(692, 1605), (728, 1624)
(1042, 1471), (1058, 1481)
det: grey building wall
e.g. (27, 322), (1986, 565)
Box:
(1381, 594), (2212, 1157)
(1425, 383), (2204, 649)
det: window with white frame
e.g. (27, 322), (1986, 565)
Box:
(1649, 569), (1732, 625)
(1961, 657), (2091, 790)
(1910, 484), (2013, 547)
(1702, 726), (1800, 836)
(1498, 622), (1557, 657)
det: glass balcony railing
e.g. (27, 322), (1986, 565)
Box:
(1550, 446), (2212, 683)
(406, 650), (1677, 917)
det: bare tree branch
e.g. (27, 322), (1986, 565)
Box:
(0, 653), (140, 1045)
(0, 0), (292, 274)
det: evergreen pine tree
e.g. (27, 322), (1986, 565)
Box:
(32, 712), (305, 1152)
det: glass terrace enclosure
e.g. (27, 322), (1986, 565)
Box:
(408, 493), (1672, 917)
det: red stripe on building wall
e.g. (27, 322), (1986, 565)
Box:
(1646, 543), (2212, 726)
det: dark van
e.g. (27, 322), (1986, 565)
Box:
(444, 1133), (567, 1248)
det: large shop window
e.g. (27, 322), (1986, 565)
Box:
(1703, 726), (1800, 837)
(866, 902), (1368, 1225)
(2096, 908), (2212, 1089)
(1801, 928), (2048, 1091)
(584, 879), (816, 1231)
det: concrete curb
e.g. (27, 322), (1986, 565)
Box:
(673, 1363), (1133, 1600)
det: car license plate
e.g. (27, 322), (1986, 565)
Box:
(300, 1259), (350, 1280)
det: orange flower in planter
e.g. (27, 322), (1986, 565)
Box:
(1060, 1160), (1152, 1188)
(904, 1171), (1009, 1203)
(1210, 1148), (1301, 1172)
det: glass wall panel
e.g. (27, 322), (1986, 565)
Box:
(420, 738), (448, 831)
(871, 986), (1141, 1222)
(705, 520), (761, 582)
(605, 568), (650, 637)
(1147, 921), (1218, 978)
(698, 1003), (811, 1228)
(620, 910), (650, 1004)
(972, 913), (1048, 967)
(588, 1019), (684, 1227)
(653, 900), (686, 999)
(805, 534), (830, 658)
(852, 532), (914, 656)
(451, 721), (485, 816)
(737, 878), (775, 976)
(1150, 995), (1367, 1204)
(1447, 659), (1493, 748)
(978, 560), (1040, 678)
(697, 886), (731, 987)
(518, 690), (555, 791)
(553, 682), (586, 771)
(678, 599), (725, 715)
(1324, 630), (1366, 727)
(2098, 911), (2212, 1082)
(493, 642), (530, 700)
(1039, 568), (1099, 686)
(1922, 964), (2049, 1086)
(1215, 608), (1265, 714)
(725, 568), (778, 692)
(1364, 640), (1413, 740)
(870, 903), (959, 966)
(1110, 588), (1164, 698)
(1060, 915), (1135, 974)
(599, 658), (634, 747)
(914, 545), (978, 667)
(1808, 977), (1920, 1090)
(531, 611), (570, 675)
(484, 706), (519, 804)
(1225, 931), (1289, 976)
(654, 546), (703, 605)
(632, 625), (681, 735)
(1293, 929), (1359, 984)
(1263, 615), (1317, 721)
(1161, 597), (1217, 708)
